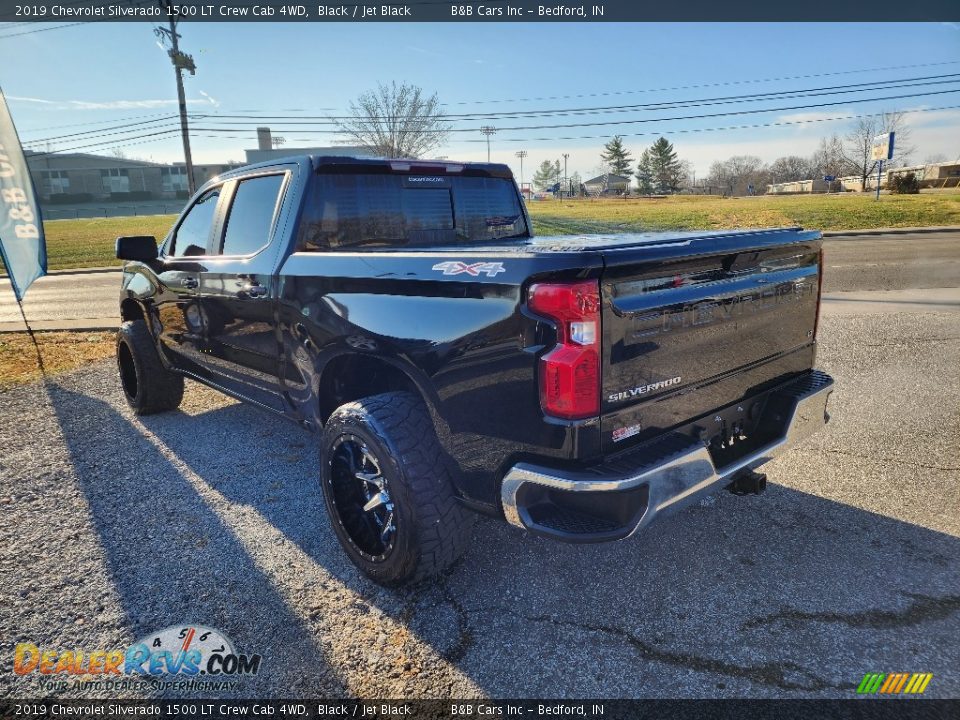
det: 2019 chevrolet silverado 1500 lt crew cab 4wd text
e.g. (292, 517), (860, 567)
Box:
(115, 156), (834, 585)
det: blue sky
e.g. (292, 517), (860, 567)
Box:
(2, 21), (958, 180)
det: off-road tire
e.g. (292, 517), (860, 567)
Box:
(320, 391), (474, 586)
(116, 319), (184, 415)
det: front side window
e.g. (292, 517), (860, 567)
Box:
(219, 174), (285, 256)
(169, 187), (221, 257)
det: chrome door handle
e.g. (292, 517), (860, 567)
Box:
(182, 277), (199, 289)
(241, 283), (268, 298)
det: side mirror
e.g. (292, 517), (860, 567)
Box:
(116, 236), (158, 262)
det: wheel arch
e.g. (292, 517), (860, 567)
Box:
(316, 352), (435, 426)
(120, 297), (147, 324)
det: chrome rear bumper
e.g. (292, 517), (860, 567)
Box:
(501, 370), (834, 541)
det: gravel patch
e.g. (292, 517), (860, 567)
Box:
(1, 311), (958, 699)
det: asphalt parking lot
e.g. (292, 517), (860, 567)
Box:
(2, 245), (959, 700)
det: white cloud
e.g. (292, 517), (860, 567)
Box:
(198, 90), (220, 108)
(8, 96), (219, 110)
(5, 95), (56, 105)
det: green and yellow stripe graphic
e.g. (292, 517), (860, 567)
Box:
(857, 673), (933, 694)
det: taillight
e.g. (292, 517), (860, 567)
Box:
(528, 280), (601, 420)
(814, 247), (824, 340)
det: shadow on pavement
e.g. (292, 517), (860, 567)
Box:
(43, 373), (960, 698)
(43, 380), (346, 698)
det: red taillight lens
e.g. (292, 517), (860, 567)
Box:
(814, 247), (824, 340)
(529, 280), (601, 420)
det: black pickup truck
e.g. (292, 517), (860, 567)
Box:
(115, 155), (833, 585)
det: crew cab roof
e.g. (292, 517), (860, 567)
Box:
(222, 154), (513, 179)
(310, 155), (514, 178)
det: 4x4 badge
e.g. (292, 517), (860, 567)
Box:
(432, 261), (506, 277)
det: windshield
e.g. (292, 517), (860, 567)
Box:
(298, 173), (528, 250)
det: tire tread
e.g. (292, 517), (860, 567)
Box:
(117, 320), (184, 415)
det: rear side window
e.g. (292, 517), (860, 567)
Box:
(219, 174), (285, 256)
(170, 187), (220, 256)
(298, 173), (527, 251)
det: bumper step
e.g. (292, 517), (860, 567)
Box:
(501, 369), (834, 542)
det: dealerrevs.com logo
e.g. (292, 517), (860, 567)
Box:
(14, 625), (262, 690)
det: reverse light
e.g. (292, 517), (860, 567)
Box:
(528, 280), (601, 420)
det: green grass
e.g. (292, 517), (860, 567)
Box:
(42, 214), (177, 272)
(528, 192), (960, 235)
(9, 191), (960, 272)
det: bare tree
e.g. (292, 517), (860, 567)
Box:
(809, 134), (854, 180)
(844, 111), (914, 191)
(677, 159), (694, 191)
(706, 155), (769, 196)
(336, 82), (451, 158)
(769, 155), (813, 184)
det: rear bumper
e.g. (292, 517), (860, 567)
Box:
(501, 369), (834, 542)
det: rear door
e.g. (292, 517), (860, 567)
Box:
(599, 229), (822, 452)
(155, 185), (224, 375)
(198, 168), (294, 411)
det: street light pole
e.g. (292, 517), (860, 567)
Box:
(562, 153), (569, 198)
(480, 126), (497, 162)
(515, 150), (527, 191)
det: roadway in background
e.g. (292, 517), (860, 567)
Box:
(1, 230), (958, 331)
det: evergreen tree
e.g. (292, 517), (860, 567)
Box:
(635, 150), (655, 195)
(533, 159), (561, 191)
(648, 137), (683, 193)
(600, 136), (633, 176)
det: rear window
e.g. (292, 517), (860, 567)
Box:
(298, 173), (528, 250)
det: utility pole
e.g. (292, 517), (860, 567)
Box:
(480, 126), (497, 162)
(156, 1), (197, 195)
(562, 153), (569, 198)
(515, 150), (527, 190)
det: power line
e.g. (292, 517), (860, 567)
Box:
(176, 104), (960, 148)
(0, 22), (86, 39)
(199, 73), (960, 122)
(27, 128), (183, 157)
(20, 111), (179, 137)
(26, 115), (181, 145)
(457, 105), (960, 145)
(17, 70), (960, 144)
(179, 85), (960, 136)
(459, 86), (960, 134)
(27, 84), (960, 154)
(441, 59), (960, 107)
(25, 122), (183, 153)
(38, 103), (957, 157)
(161, 73), (960, 128)
(22, 72), (956, 150)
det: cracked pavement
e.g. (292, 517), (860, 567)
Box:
(2, 310), (959, 699)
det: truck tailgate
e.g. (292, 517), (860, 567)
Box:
(599, 228), (822, 453)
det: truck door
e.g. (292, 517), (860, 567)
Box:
(154, 185), (224, 376)
(198, 170), (293, 412)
